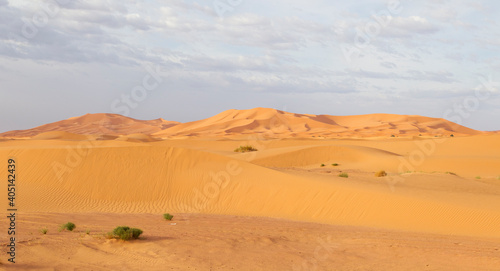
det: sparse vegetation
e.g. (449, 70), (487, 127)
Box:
(476, 176), (481, 179)
(163, 213), (174, 220)
(339, 173), (349, 178)
(391, 135), (395, 137)
(86, 229), (90, 235)
(450, 134), (454, 137)
(59, 222), (76, 232)
(40, 228), (48, 235)
(445, 172), (457, 176)
(112, 226), (143, 241)
(375, 170), (387, 177)
(105, 231), (115, 239)
(320, 164), (325, 167)
(332, 163), (339, 166)
(234, 145), (258, 153)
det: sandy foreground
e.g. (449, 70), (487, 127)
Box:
(1, 213), (500, 271)
(1, 133), (500, 270)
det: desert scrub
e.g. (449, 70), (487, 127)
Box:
(476, 176), (481, 179)
(163, 213), (174, 220)
(59, 222), (76, 232)
(234, 145), (258, 153)
(320, 164), (325, 167)
(112, 226), (143, 240)
(40, 228), (48, 234)
(375, 170), (387, 177)
(338, 173), (349, 178)
(331, 163), (339, 166)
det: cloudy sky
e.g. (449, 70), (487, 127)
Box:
(1, 0), (499, 132)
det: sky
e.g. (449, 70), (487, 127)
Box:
(1, 0), (499, 132)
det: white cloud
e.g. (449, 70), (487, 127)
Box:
(0, 0), (499, 131)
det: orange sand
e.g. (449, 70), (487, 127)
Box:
(0, 108), (499, 270)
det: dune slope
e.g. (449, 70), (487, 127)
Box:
(2, 138), (500, 238)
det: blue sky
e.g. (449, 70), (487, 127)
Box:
(1, 0), (499, 132)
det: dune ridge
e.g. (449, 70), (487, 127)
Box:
(0, 113), (179, 138)
(0, 108), (487, 139)
(153, 108), (484, 138)
(2, 136), (500, 238)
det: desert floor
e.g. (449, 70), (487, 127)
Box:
(1, 134), (500, 270)
(2, 213), (500, 271)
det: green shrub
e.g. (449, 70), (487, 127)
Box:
(476, 176), (481, 179)
(339, 173), (349, 178)
(450, 134), (454, 137)
(332, 163), (339, 166)
(320, 164), (325, 167)
(59, 222), (76, 232)
(86, 229), (90, 235)
(112, 226), (143, 240)
(40, 228), (48, 234)
(391, 135), (395, 137)
(234, 145), (258, 153)
(163, 213), (174, 220)
(375, 170), (387, 177)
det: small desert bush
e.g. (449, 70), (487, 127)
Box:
(450, 134), (454, 137)
(339, 173), (349, 178)
(445, 172), (457, 176)
(234, 145), (258, 153)
(59, 222), (76, 232)
(375, 170), (387, 177)
(112, 226), (143, 241)
(332, 163), (339, 166)
(40, 228), (48, 234)
(391, 135), (395, 137)
(320, 164), (325, 167)
(476, 176), (481, 179)
(163, 213), (174, 220)
(86, 229), (90, 235)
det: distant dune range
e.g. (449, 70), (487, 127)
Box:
(1, 108), (499, 241)
(0, 107), (487, 139)
(0, 113), (179, 138)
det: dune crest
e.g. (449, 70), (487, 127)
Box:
(0, 108), (487, 139)
(0, 113), (180, 138)
(153, 108), (484, 138)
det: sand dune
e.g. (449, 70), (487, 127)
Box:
(0, 108), (486, 139)
(153, 108), (484, 138)
(31, 131), (95, 141)
(0, 113), (179, 138)
(2, 135), (500, 238)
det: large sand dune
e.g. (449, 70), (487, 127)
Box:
(153, 107), (484, 138)
(0, 108), (486, 139)
(0, 113), (179, 138)
(2, 135), (499, 238)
